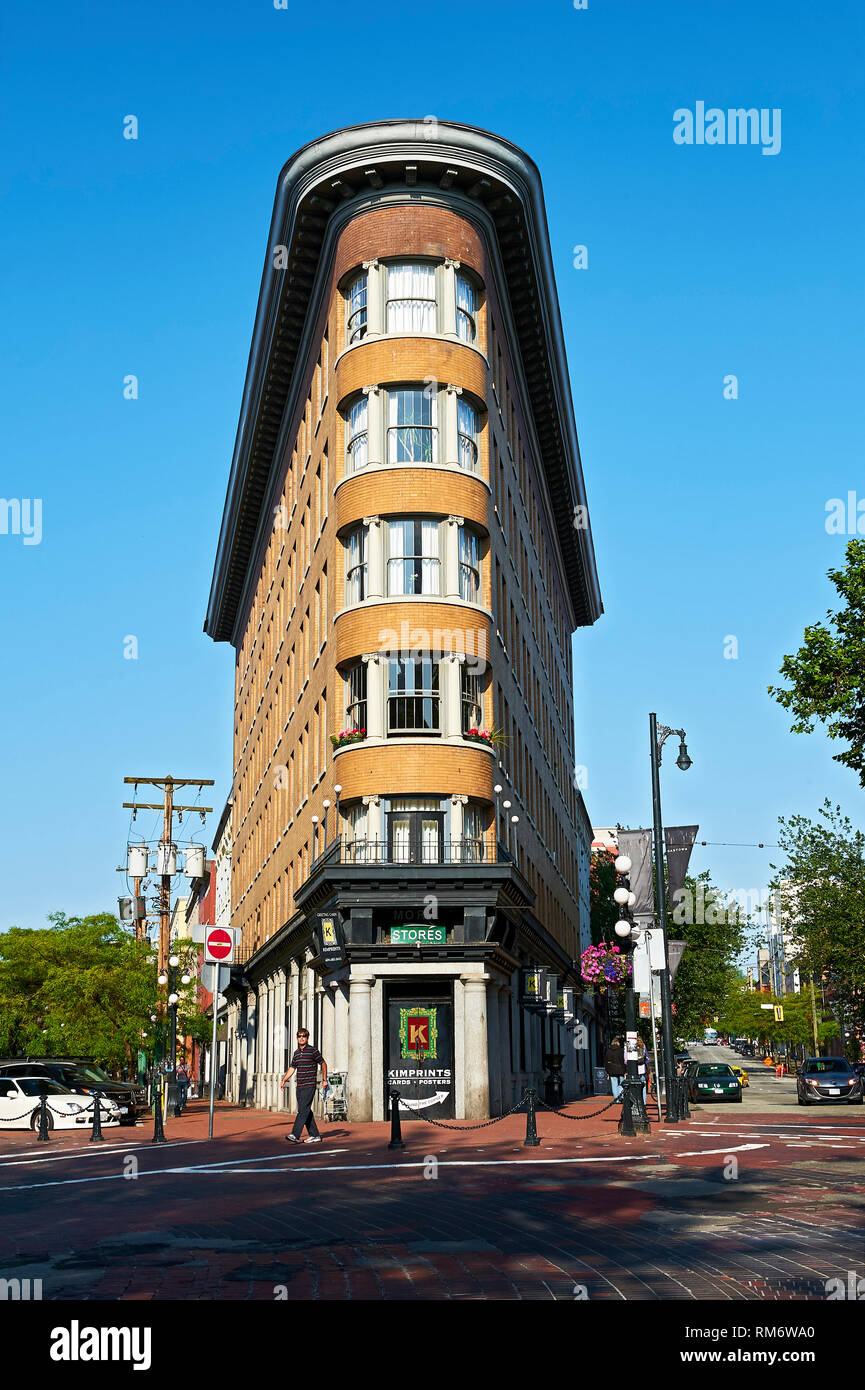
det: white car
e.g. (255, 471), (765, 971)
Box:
(0, 1075), (122, 1132)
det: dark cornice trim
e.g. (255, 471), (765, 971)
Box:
(205, 118), (603, 645)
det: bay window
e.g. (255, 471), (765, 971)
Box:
(387, 519), (440, 595)
(347, 272), (368, 343)
(345, 524), (368, 604)
(456, 273), (477, 342)
(346, 396), (368, 473)
(458, 524), (481, 602)
(386, 262), (437, 334)
(387, 389), (437, 463)
(457, 398), (479, 471)
(461, 667), (483, 733)
(346, 662), (367, 730)
(387, 657), (440, 735)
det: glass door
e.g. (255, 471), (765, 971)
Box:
(386, 811), (444, 864)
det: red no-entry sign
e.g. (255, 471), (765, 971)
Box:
(205, 927), (235, 963)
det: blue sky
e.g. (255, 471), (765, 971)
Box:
(1, 0), (862, 946)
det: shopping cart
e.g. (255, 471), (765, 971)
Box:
(325, 1072), (347, 1121)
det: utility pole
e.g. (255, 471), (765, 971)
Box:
(123, 777), (213, 1100)
(123, 776), (214, 973)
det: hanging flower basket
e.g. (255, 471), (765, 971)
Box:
(580, 942), (632, 990)
(464, 728), (493, 745)
(330, 728), (366, 749)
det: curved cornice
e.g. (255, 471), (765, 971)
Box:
(205, 119), (603, 644)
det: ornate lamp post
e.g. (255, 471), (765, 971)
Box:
(613, 855), (651, 1136)
(649, 713), (693, 1123)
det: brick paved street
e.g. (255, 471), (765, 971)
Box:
(1, 1096), (862, 1302)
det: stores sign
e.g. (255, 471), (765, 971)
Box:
(390, 925), (446, 944)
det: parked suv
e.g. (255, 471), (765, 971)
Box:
(796, 1057), (863, 1106)
(0, 1058), (147, 1125)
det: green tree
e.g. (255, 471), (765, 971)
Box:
(770, 801), (865, 1049)
(0, 914), (205, 1070)
(769, 538), (865, 785)
(669, 872), (749, 1040)
(589, 847), (618, 946)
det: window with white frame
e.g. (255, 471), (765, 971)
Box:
(346, 396), (368, 473)
(345, 662), (367, 731)
(461, 666), (483, 733)
(344, 524), (368, 604)
(458, 524), (481, 603)
(461, 802), (486, 861)
(387, 389), (437, 464)
(387, 519), (440, 595)
(457, 398), (479, 472)
(346, 802), (369, 860)
(386, 262), (436, 334)
(456, 273), (477, 343)
(347, 272), (368, 343)
(387, 657), (440, 735)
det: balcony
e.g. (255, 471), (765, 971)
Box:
(334, 836), (497, 867)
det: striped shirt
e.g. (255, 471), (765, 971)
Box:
(290, 1045), (324, 1087)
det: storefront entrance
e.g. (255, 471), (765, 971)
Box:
(386, 984), (454, 1119)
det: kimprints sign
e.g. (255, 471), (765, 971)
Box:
(205, 928), (235, 964)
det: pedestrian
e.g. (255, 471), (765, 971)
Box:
(604, 1036), (625, 1100)
(280, 1028), (328, 1143)
(175, 1060), (190, 1115)
(637, 1041), (649, 1105)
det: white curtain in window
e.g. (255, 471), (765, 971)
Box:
(387, 263), (436, 333)
(421, 520), (439, 594)
(392, 816), (411, 863)
(388, 521), (405, 595)
(456, 274), (476, 342)
(348, 397), (368, 472)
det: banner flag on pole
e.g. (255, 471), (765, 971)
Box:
(617, 828), (653, 915)
(665, 825), (699, 906)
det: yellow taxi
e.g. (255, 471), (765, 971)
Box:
(731, 1065), (749, 1089)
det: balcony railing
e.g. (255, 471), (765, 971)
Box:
(332, 836), (505, 867)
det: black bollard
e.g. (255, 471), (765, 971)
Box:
(618, 1076), (636, 1137)
(36, 1083), (51, 1142)
(151, 1074), (167, 1144)
(89, 1090), (105, 1142)
(679, 1073), (691, 1119)
(523, 1087), (540, 1147)
(388, 1089), (405, 1150)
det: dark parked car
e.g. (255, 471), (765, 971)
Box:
(797, 1058), (863, 1106)
(0, 1058), (147, 1124)
(687, 1062), (742, 1103)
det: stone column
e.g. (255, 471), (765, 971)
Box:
(363, 259), (382, 335)
(443, 383), (462, 465)
(363, 654), (385, 738)
(461, 974), (490, 1120)
(335, 982), (349, 1075)
(245, 988), (257, 1109)
(442, 654), (463, 740)
(289, 960), (300, 1113)
(444, 515), (463, 599)
(499, 985), (513, 1109)
(441, 258), (460, 338)
(275, 969), (287, 1109)
(487, 980), (502, 1117)
(363, 385), (383, 466)
(348, 974), (373, 1121)
(364, 515), (383, 598)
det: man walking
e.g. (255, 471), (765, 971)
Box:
(281, 1029), (327, 1144)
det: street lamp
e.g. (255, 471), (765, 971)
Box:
(311, 814), (319, 859)
(612, 859), (650, 1137)
(322, 798), (331, 842)
(649, 713), (693, 1123)
(333, 784), (342, 844)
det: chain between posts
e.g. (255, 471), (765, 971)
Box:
(400, 1087), (622, 1131)
(535, 1094), (622, 1120)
